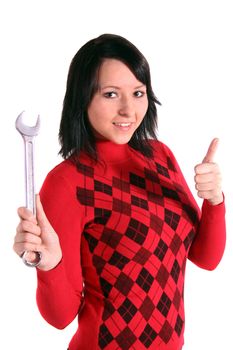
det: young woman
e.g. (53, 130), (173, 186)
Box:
(13, 34), (226, 350)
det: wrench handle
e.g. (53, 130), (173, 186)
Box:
(23, 136), (36, 215)
(22, 135), (42, 267)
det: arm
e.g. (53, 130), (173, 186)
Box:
(161, 141), (226, 270)
(188, 199), (226, 270)
(36, 168), (85, 329)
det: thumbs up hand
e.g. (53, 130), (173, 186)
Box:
(13, 195), (62, 271)
(194, 138), (223, 205)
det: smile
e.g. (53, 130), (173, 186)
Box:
(113, 122), (132, 127)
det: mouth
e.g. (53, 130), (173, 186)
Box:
(113, 122), (131, 126)
(112, 122), (134, 131)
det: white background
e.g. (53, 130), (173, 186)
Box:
(0, 0), (232, 349)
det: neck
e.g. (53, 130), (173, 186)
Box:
(95, 139), (131, 163)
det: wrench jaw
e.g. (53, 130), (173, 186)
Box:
(22, 251), (42, 267)
(15, 111), (40, 137)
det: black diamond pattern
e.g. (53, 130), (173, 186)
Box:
(130, 172), (146, 189)
(154, 239), (168, 261)
(118, 298), (137, 323)
(109, 251), (130, 270)
(93, 255), (105, 275)
(99, 324), (114, 348)
(157, 292), (172, 317)
(125, 218), (148, 244)
(83, 232), (98, 253)
(156, 162), (170, 178)
(100, 277), (113, 298)
(139, 324), (157, 348)
(131, 195), (148, 210)
(76, 187), (94, 206)
(183, 228), (195, 250)
(77, 162), (94, 177)
(144, 167), (160, 183)
(171, 259), (181, 283)
(165, 209), (180, 230)
(94, 208), (111, 224)
(175, 314), (184, 336)
(136, 267), (154, 292)
(167, 157), (177, 172)
(162, 186), (180, 201)
(94, 180), (112, 195)
(102, 300), (115, 321)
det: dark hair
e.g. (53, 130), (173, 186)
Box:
(59, 33), (161, 161)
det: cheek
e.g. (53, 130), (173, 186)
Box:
(87, 101), (101, 127)
(88, 98), (109, 119)
(139, 101), (149, 119)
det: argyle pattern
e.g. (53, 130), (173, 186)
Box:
(76, 152), (198, 349)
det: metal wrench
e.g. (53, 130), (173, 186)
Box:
(15, 111), (42, 267)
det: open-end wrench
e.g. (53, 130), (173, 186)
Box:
(15, 111), (42, 267)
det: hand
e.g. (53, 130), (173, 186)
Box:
(13, 194), (62, 271)
(194, 138), (223, 205)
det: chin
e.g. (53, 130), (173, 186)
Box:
(112, 133), (134, 145)
(112, 137), (131, 145)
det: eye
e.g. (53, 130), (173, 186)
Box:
(103, 91), (117, 98)
(134, 90), (145, 97)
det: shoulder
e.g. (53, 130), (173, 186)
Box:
(41, 159), (79, 193)
(47, 159), (77, 179)
(149, 139), (174, 158)
(148, 139), (180, 173)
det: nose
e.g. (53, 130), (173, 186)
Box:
(118, 96), (135, 117)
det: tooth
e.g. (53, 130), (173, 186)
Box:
(114, 123), (130, 126)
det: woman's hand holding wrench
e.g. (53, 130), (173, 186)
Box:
(14, 112), (62, 270)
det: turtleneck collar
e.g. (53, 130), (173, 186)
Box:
(96, 140), (132, 164)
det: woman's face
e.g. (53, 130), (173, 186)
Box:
(87, 59), (148, 144)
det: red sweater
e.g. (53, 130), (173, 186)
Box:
(37, 140), (226, 350)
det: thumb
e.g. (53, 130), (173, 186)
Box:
(202, 138), (219, 163)
(35, 194), (53, 231)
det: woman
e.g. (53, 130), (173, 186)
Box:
(13, 34), (226, 350)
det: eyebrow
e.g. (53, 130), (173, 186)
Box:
(99, 84), (146, 90)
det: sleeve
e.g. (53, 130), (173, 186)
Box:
(36, 169), (85, 329)
(160, 142), (226, 271)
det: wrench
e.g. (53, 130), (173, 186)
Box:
(15, 111), (42, 267)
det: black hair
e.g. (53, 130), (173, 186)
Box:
(59, 33), (161, 162)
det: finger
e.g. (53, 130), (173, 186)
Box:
(36, 194), (54, 232)
(17, 207), (37, 223)
(14, 232), (42, 245)
(16, 220), (41, 236)
(195, 162), (219, 175)
(202, 138), (219, 163)
(13, 242), (42, 257)
(195, 172), (214, 184)
(195, 182), (221, 191)
(197, 190), (214, 200)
